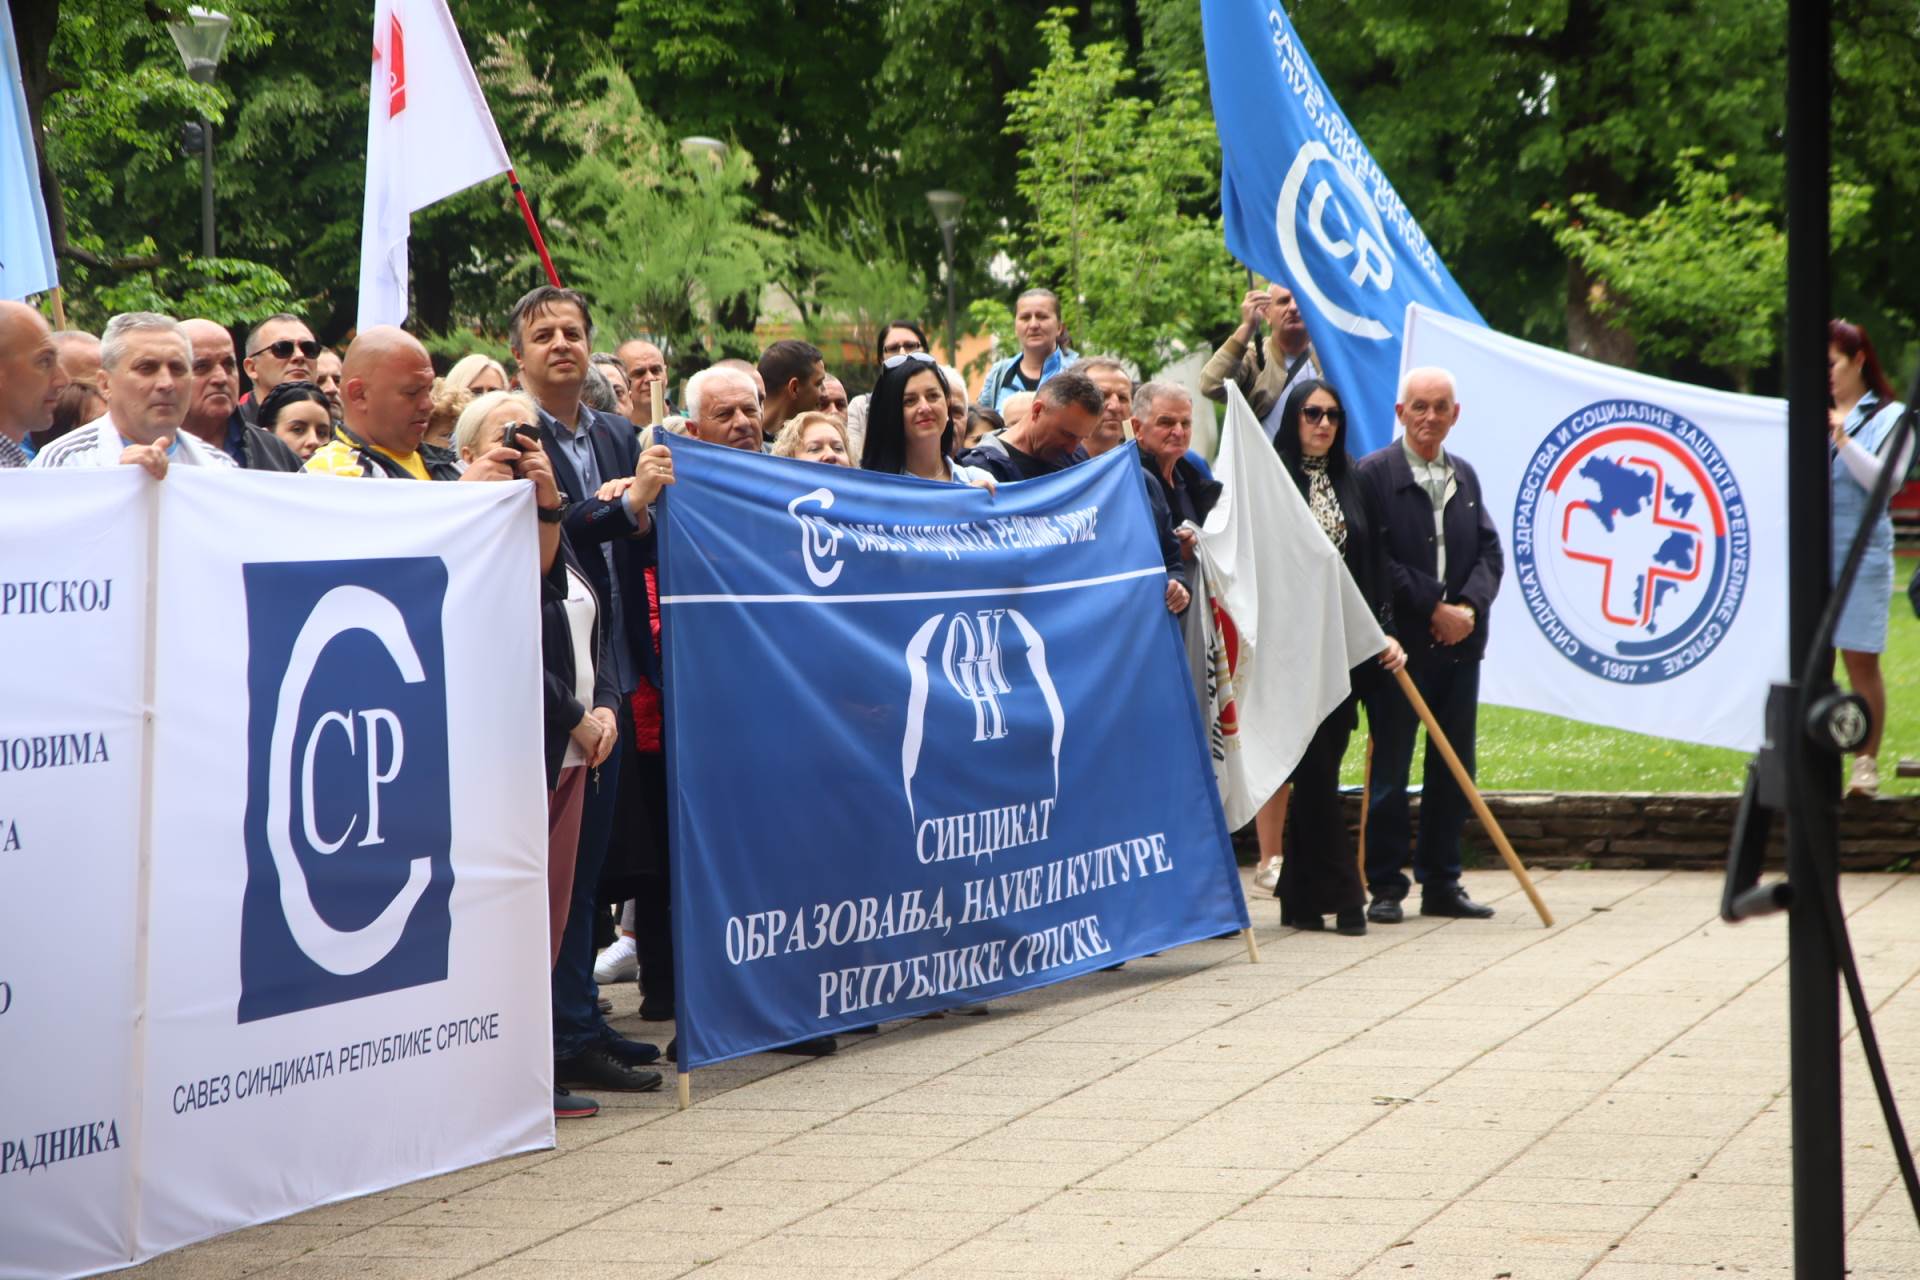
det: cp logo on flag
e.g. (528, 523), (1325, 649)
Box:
(1273, 141), (1395, 342)
(1512, 401), (1752, 686)
(238, 557), (454, 1022)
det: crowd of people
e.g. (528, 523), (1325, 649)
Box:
(0, 283), (1904, 1116)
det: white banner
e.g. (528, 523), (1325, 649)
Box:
(1402, 304), (1787, 750)
(0, 469), (553, 1278)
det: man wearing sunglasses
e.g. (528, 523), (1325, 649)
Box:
(238, 312), (321, 426)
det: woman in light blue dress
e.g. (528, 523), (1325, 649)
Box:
(1828, 319), (1909, 797)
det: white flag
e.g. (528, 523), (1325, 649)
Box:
(1402, 303), (1786, 751)
(1196, 383), (1387, 828)
(357, 0), (512, 330)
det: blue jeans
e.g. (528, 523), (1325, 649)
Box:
(551, 703), (626, 1059)
(1361, 661), (1479, 900)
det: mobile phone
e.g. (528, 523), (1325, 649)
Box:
(499, 423), (535, 453)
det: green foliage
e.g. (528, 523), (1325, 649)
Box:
(994, 10), (1236, 372)
(488, 50), (789, 371)
(789, 192), (933, 393)
(84, 245), (296, 324)
(1536, 152), (1873, 390)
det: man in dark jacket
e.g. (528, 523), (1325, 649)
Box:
(1355, 366), (1503, 923)
(180, 319), (304, 471)
(960, 370), (1102, 482)
(511, 284), (675, 1093)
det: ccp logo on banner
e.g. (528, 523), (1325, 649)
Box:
(238, 558), (454, 1022)
(1512, 401), (1751, 685)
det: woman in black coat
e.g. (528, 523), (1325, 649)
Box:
(1272, 378), (1405, 935)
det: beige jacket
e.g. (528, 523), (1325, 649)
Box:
(1197, 331), (1319, 421)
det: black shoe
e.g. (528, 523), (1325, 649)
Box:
(1421, 887), (1495, 919)
(1367, 897), (1404, 924)
(771, 1036), (837, 1057)
(637, 1001), (675, 1022)
(599, 1033), (662, 1066)
(556, 1043), (664, 1092)
(554, 1086), (599, 1119)
(1291, 912), (1325, 931)
(1335, 908), (1368, 936)
(665, 1037), (677, 1063)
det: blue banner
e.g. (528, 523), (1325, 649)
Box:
(1, 0), (59, 301)
(657, 441), (1247, 1068)
(1202, 0), (1484, 454)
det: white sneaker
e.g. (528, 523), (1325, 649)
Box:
(1847, 755), (1880, 799)
(1252, 863), (1279, 891)
(593, 934), (638, 984)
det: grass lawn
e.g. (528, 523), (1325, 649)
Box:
(1337, 552), (1920, 794)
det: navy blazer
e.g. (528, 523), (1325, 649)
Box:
(537, 406), (662, 691)
(1354, 441), (1503, 667)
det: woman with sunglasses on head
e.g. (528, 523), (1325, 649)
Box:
(1828, 318), (1911, 798)
(860, 353), (994, 488)
(1269, 379), (1405, 935)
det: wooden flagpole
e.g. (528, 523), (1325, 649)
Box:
(49, 287), (68, 329)
(1391, 668), (1553, 927)
(1356, 736), (1373, 881)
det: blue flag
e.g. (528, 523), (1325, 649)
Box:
(656, 440), (1247, 1068)
(1, 0), (58, 301)
(1202, 0), (1484, 454)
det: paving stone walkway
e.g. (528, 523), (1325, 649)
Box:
(120, 869), (1920, 1280)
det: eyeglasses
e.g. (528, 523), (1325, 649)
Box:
(1301, 405), (1345, 426)
(881, 338), (925, 356)
(883, 351), (936, 370)
(248, 339), (324, 362)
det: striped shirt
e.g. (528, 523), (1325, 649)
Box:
(0, 434), (28, 469)
(29, 421), (238, 470)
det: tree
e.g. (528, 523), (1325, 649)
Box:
(788, 191), (933, 393)
(487, 50), (789, 374)
(1537, 152), (1872, 391)
(989, 10), (1236, 373)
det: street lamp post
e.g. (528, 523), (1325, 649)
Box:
(167, 7), (232, 260)
(925, 190), (964, 367)
(679, 136), (729, 169)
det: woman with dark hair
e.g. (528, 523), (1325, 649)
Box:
(876, 320), (928, 364)
(257, 379), (334, 462)
(1828, 318), (1910, 797)
(859, 352), (994, 487)
(1270, 378), (1406, 934)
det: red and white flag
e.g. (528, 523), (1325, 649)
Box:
(357, 0), (511, 330)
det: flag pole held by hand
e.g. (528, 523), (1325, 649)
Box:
(1390, 667), (1553, 927)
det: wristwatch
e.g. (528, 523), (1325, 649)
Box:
(536, 502), (567, 524)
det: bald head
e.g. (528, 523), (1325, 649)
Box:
(180, 318), (240, 438)
(0, 301), (67, 443)
(342, 326), (437, 455)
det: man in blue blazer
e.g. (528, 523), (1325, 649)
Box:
(1354, 367), (1504, 923)
(514, 285), (669, 1100)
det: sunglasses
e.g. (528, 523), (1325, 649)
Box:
(883, 351), (937, 370)
(1301, 405), (1345, 426)
(881, 339), (925, 356)
(248, 339), (324, 362)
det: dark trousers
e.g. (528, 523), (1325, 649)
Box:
(1362, 661), (1479, 900)
(1276, 694), (1365, 918)
(551, 698), (627, 1060)
(615, 748), (674, 1011)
